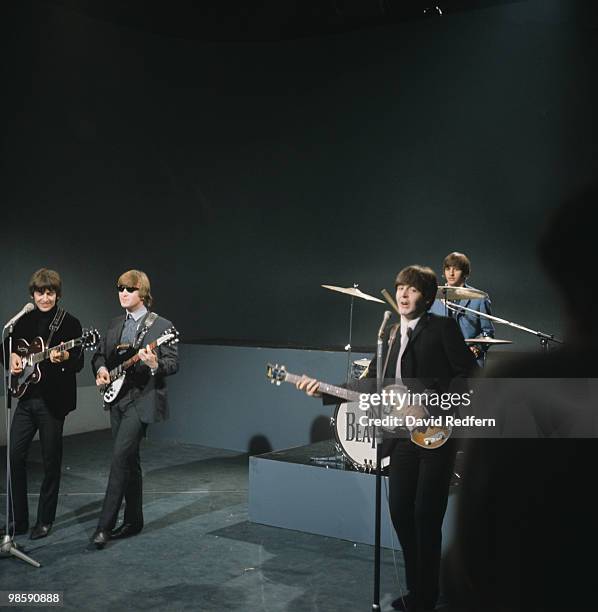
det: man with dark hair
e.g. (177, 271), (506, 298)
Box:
(1, 268), (83, 540)
(299, 265), (476, 611)
(429, 252), (494, 366)
(90, 269), (179, 549)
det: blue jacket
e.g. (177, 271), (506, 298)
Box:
(429, 284), (494, 364)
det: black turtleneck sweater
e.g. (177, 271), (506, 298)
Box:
(4, 304), (84, 417)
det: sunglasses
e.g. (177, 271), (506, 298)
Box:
(118, 285), (139, 293)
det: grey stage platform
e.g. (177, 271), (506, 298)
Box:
(249, 440), (459, 550)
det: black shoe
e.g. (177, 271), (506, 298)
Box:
(30, 523), (53, 540)
(91, 529), (110, 549)
(110, 523), (143, 540)
(0, 521), (29, 537)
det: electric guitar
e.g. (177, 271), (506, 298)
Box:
(266, 363), (452, 449)
(10, 329), (101, 398)
(99, 327), (179, 404)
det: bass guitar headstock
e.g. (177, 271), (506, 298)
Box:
(266, 363), (287, 385)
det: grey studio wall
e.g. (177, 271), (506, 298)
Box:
(1, 1), (597, 448)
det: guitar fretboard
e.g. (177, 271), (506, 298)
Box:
(109, 339), (160, 380)
(32, 338), (81, 365)
(279, 371), (362, 403)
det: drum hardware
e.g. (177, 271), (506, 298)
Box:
(321, 283), (385, 384)
(464, 337), (512, 345)
(436, 285), (488, 300)
(321, 284), (385, 303)
(444, 300), (562, 350)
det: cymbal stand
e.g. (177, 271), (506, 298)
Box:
(345, 284), (357, 384)
(444, 301), (563, 349)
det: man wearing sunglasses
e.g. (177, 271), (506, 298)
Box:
(90, 269), (179, 549)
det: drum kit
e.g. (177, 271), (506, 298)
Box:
(310, 281), (562, 470)
(316, 282), (513, 472)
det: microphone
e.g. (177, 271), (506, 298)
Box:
(377, 310), (392, 339)
(3, 303), (35, 331)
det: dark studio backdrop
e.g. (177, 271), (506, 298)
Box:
(2, 0), (598, 365)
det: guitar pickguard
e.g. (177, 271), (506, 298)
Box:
(11, 337), (44, 398)
(101, 375), (125, 404)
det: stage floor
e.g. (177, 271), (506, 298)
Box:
(0, 430), (426, 611)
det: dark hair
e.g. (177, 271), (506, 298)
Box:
(395, 265), (438, 307)
(443, 252), (471, 277)
(29, 268), (62, 298)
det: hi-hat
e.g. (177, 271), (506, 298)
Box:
(464, 337), (512, 345)
(436, 285), (488, 300)
(322, 285), (385, 303)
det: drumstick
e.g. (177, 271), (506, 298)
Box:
(381, 289), (400, 317)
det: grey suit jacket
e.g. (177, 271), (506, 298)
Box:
(92, 312), (179, 423)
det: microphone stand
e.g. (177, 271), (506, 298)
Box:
(444, 301), (563, 350)
(372, 311), (390, 612)
(345, 285), (357, 384)
(1, 325), (41, 567)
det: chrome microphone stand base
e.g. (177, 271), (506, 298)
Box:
(0, 534), (41, 567)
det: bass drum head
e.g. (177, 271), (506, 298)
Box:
(333, 402), (390, 471)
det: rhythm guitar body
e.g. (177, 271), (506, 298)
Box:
(11, 337), (44, 397)
(99, 327), (178, 405)
(101, 375), (125, 404)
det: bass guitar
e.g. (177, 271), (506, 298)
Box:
(266, 363), (452, 450)
(99, 327), (179, 404)
(11, 329), (101, 398)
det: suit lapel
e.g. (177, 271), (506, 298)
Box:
(406, 313), (428, 348)
(109, 315), (126, 355)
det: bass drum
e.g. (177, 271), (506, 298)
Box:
(332, 402), (390, 472)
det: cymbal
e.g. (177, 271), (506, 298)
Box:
(436, 285), (488, 300)
(464, 337), (512, 345)
(321, 284), (385, 303)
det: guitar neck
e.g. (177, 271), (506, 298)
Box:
(110, 339), (159, 378)
(281, 371), (361, 403)
(33, 338), (80, 364)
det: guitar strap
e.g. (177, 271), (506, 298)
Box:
(46, 308), (66, 347)
(133, 312), (159, 349)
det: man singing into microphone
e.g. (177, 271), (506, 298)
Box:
(1, 269), (83, 539)
(298, 265), (476, 611)
(90, 270), (178, 549)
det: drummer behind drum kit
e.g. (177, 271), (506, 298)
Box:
(267, 283), (512, 473)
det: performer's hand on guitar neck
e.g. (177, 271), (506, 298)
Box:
(96, 367), (110, 386)
(296, 375), (321, 397)
(50, 348), (69, 363)
(10, 353), (23, 375)
(138, 344), (158, 370)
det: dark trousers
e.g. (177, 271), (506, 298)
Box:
(388, 438), (457, 610)
(9, 397), (65, 526)
(97, 405), (146, 531)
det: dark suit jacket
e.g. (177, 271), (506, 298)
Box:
(368, 312), (477, 403)
(92, 312), (179, 423)
(4, 307), (83, 418)
(364, 313), (477, 455)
